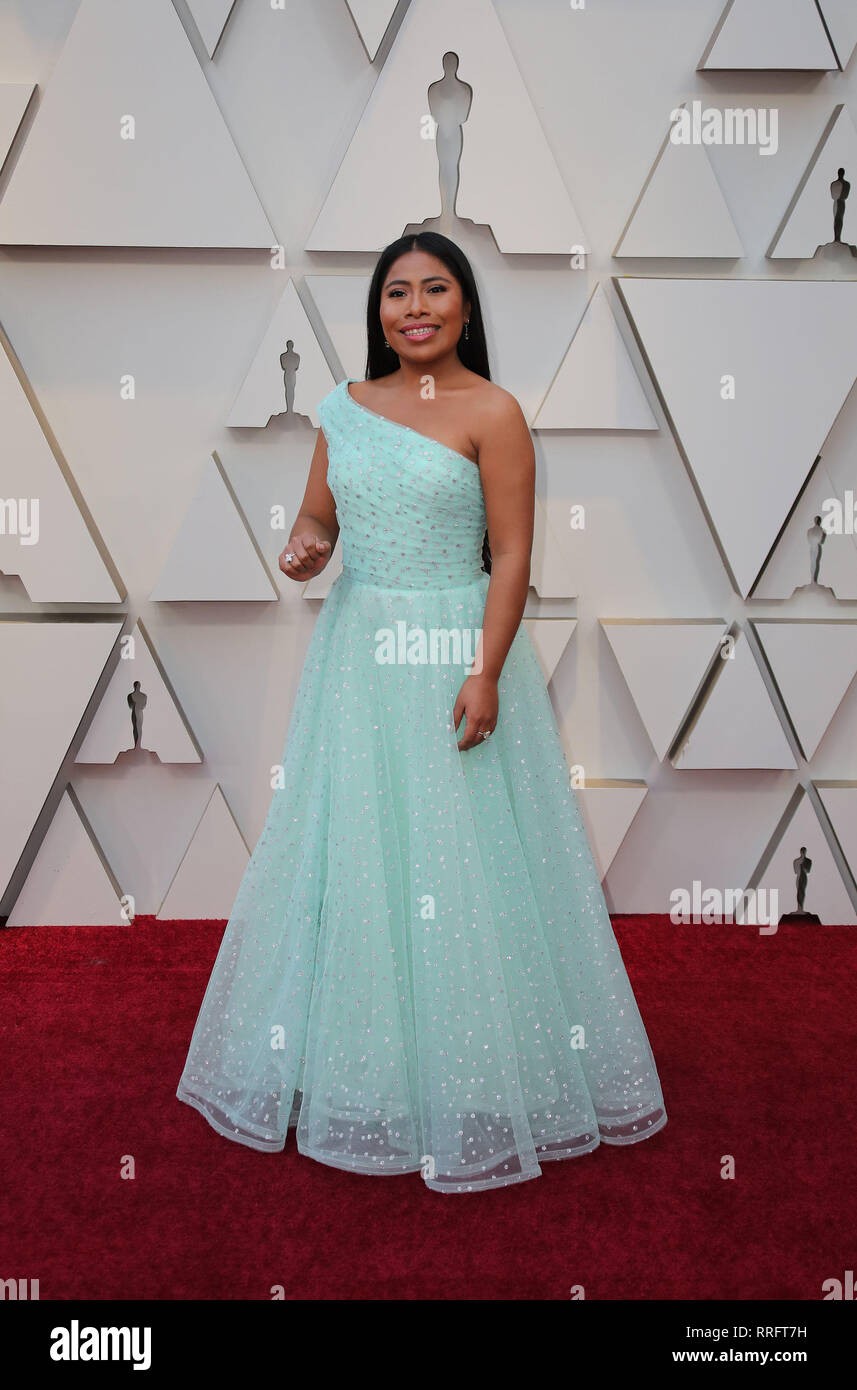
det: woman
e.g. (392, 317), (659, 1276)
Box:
(176, 231), (667, 1193)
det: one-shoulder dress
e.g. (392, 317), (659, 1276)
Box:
(176, 377), (667, 1193)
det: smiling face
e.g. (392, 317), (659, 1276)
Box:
(379, 249), (471, 365)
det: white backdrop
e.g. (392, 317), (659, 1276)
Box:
(2, 0), (857, 923)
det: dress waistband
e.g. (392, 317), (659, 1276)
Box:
(340, 564), (488, 592)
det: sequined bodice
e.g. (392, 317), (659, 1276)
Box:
(317, 378), (486, 590)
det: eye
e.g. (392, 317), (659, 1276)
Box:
(385, 284), (448, 297)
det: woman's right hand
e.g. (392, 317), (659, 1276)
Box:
(279, 533), (331, 581)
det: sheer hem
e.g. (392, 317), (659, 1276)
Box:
(176, 1084), (286, 1152)
(176, 1081), (667, 1191)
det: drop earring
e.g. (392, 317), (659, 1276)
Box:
(464, 320), (470, 340)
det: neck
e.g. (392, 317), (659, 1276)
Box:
(391, 352), (467, 390)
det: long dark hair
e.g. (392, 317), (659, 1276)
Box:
(362, 232), (492, 574)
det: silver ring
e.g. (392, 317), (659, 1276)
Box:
(284, 552), (296, 562)
(478, 730), (492, 740)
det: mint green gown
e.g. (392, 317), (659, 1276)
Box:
(176, 377), (667, 1193)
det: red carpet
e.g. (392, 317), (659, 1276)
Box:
(1, 915), (854, 1300)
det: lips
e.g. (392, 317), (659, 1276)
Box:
(400, 325), (439, 339)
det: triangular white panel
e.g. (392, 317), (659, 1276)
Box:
(186, 0), (238, 58)
(452, 0), (585, 254)
(157, 785), (250, 919)
(149, 454), (279, 601)
(0, 0), (275, 247)
(770, 106), (857, 258)
(522, 619), (577, 683)
(753, 620), (857, 760)
(0, 620), (122, 898)
(533, 285), (657, 430)
(308, 0), (587, 254)
(345, 0), (399, 60)
(304, 275), (371, 381)
(614, 105), (744, 259)
(7, 789), (127, 927)
(754, 459), (857, 599)
(227, 280), (339, 428)
(756, 791), (856, 923)
(816, 783), (857, 885)
(76, 621), (203, 764)
(577, 782), (648, 880)
(0, 83), (35, 173)
(530, 494), (576, 599)
(601, 621), (725, 761)
(618, 278), (857, 599)
(0, 342), (122, 602)
(674, 633), (797, 769)
(820, 0), (857, 68)
(700, 0), (837, 70)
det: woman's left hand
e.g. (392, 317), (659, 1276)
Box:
(452, 674), (499, 752)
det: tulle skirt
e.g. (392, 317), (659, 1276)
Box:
(176, 568), (667, 1192)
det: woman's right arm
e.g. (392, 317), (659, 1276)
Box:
(279, 426), (339, 579)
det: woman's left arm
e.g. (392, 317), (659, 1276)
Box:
(453, 392), (535, 752)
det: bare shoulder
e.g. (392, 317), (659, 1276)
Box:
(466, 378), (528, 429)
(464, 379), (532, 459)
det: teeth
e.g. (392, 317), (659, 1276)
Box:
(403, 327), (437, 337)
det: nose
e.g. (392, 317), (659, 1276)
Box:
(403, 291), (431, 315)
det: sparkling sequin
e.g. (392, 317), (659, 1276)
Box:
(175, 377), (667, 1192)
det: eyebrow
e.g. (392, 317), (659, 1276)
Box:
(383, 275), (451, 288)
